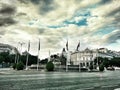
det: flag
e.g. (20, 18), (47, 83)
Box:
(66, 40), (68, 51)
(76, 41), (80, 51)
(38, 39), (40, 51)
(28, 40), (30, 51)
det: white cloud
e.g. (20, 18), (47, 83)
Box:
(0, 0), (120, 59)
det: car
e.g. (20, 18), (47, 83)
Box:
(107, 67), (115, 71)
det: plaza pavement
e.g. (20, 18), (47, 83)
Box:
(0, 69), (120, 90)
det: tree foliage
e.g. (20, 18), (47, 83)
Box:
(40, 58), (48, 64)
(94, 57), (120, 67)
(99, 63), (104, 71)
(46, 61), (54, 71)
(20, 54), (37, 66)
(89, 64), (94, 70)
(16, 62), (24, 70)
(12, 63), (17, 70)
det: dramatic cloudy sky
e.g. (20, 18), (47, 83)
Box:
(0, 0), (120, 58)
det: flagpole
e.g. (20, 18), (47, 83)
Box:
(66, 40), (68, 72)
(26, 40), (30, 70)
(26, 52), (29, 70)
(48, 50), (51, 62)
(77, 40), (80, 72)
(15, 43), (19, 64)
(37, 50), (40, 71)
(66, 52), (68, 72)
(15, 49), (18, 64)
(37, 39), (40, 71)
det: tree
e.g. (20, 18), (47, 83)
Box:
(19, 54), (37, 66)
(0, 52), (10, 63)
(12, 63), (17, 70)
(9, 54), (16, 63)
(40, 58), (48, 64)
(16, 62), (24, 70)
(89, 64), (94, 70)
(109, 57), (120, 67)
(103, 58), (109, 68)
(0, 56), (5, 64)
(99, 63), (104, 71)
(94, 57), (104, 65)
(46, 61), (54, 71)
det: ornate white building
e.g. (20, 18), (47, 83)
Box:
(70, 48), (113, 67)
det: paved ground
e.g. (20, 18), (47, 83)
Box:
(0, 69), (120, 90)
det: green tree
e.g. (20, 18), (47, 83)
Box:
(110, 57), (120, 67)
(20, 54), (37, 66)
(16, 62), (24, 70)
(94, 57), (104, 65)
(0, 52), (10, 63)
(0, 56), (5, 64)
(46, 61), (54, 71)
(89, 64), (94, 70)
(9, 54), (16, 63)
(12, 63), (17, 70)
(40, 58), (48, 64)
(103, 58), (109, 68)
(99, 63), (104, 71)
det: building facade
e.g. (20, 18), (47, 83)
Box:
(70, 48), (113, 67)
(0, 43), (18, 54)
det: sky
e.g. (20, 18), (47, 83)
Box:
(0, 0), (120, 59)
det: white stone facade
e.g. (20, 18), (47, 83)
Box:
(70, 48), (113, 67)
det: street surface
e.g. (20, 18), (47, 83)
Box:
(0, 69), (120, 90)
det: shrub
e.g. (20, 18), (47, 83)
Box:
(99, 64), (104, 71)
(89, 65), (94, 70)
(16, 62), (24, 70)
(46, 61), (54, 71)
(12, 63), (17, 70)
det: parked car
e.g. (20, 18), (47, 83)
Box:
(107, 67), (115, 71)
(114, 67), (120, 70)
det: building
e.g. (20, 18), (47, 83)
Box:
(71, 48), (95, 67)
(70, 48), (113, 67)
(0, 43), (18, 55)
(98, 48), (108, 53)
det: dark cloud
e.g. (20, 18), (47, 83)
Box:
(30, 0), (55, 15)
(18, 0), (55, 15)
(30, 0), (40, 4)
(100, 0), (112, 4)
(39, 0), (55, 15)
(16, 12), (27, 17)
(106, 30), (120, 44)
(17, 0), (29, 4)
(105, 7), (120, 29)
(30, 0), (53, 5)
(106, 7), (120, 17)
(0, 5), (16, 15)
(38, 28), (46, 34)
(0, 4), (16, 26)
(0, 18), (16, 26)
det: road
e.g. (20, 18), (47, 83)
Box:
(0, 70), (120, 90)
